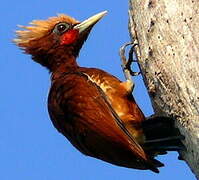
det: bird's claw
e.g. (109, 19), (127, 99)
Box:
(119, 42), (140, 91)
(127, 43), (141, 76)
(119, 42), (140, 79)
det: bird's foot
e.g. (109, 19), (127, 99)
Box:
(119, 42), (140, 91)
(119, 42), (140, 78)
(126, 42), (141, 76)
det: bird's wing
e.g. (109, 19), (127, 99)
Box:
(81, 73), (145, 153)
(49, 71), (159, 172)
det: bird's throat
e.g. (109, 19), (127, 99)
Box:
(50, 55), (79, 82)
(46, 46), (79, 73)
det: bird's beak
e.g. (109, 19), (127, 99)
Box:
(74, 11), (107, 34)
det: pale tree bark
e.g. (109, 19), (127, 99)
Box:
(129, 0), (199, 178)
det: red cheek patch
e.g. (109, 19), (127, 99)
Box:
(60, 29), (79, 45)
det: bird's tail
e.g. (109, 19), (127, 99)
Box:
(141, 116), (185, 156)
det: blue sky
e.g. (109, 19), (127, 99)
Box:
(1, 0), (194, 179)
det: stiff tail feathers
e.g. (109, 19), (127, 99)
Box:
(141, 116), (185, 156)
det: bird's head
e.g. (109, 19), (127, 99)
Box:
(14, 11), (107, 71)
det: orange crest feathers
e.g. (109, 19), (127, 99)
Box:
(14, 14), (79, 48)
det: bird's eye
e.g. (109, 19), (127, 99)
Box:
(53, 22), (70, 35)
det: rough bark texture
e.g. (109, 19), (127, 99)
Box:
(129, 0), (199, 178)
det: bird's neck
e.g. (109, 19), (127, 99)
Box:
(50, 53), (79, 80)
(47, 46), (78, 71)
(32, 45), (79, 73)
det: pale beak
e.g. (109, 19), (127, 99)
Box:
(74, 11), (107, 33)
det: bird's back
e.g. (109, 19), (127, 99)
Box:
(80, 67), (146, 142)
(48, 67), (160, 172)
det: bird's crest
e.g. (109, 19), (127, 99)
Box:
(14, 14), (79, 47)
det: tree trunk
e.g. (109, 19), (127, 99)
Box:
(129, 0), (199, 178)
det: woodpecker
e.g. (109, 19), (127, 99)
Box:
(14, 11), (184, 173)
